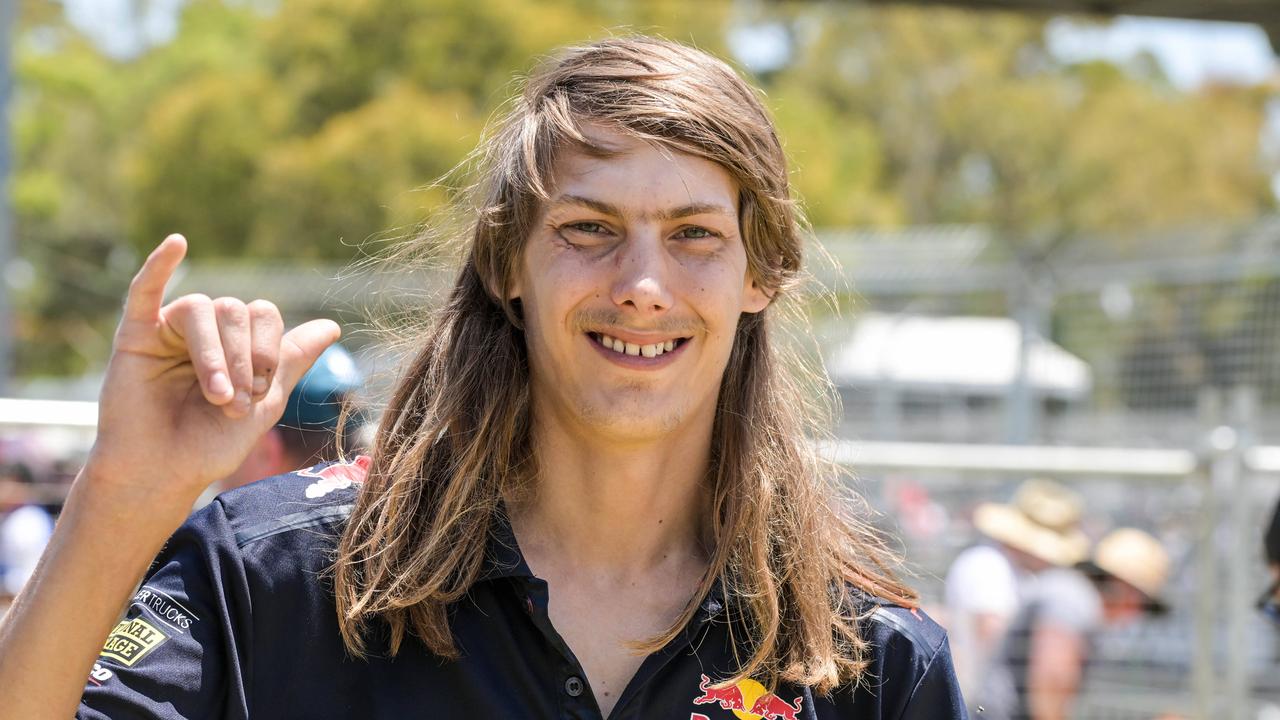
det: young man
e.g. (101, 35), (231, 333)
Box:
(0, 37), (965, 718)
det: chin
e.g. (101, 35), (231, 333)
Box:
(574, 395), (687, 440)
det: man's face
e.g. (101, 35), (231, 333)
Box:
(1101, 578), (1146, 625)
(511, 126), (770, 443)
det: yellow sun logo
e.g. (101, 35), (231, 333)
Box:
(731, 678), (768, 719)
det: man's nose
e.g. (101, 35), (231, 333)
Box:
(610, 231), (674, 314)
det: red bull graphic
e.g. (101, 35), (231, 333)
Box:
(748, 693), (802, 720)
(693, 674), (747, 712)
(690, 674), (803, 720)
(301, 455), (371, 499)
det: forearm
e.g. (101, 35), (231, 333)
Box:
(0, 473), (195, 719)
(1027, 625), (1085, 720)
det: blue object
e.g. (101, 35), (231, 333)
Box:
(279, 343), (363, 431)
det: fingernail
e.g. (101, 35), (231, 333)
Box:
(209, 372), (231, 397)
(235, 390), (250, 409)
(252, 376), (268, 396)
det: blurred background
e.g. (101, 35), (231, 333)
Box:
(5, 0), (1280, 717)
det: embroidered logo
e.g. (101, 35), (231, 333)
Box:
(87, 662), (113, 686)
(132, 585), (199, 633)
(690, 674), (803, 720)
(301, 455), (371, 498)
(100, 618), (168, 667)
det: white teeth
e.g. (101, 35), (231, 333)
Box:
(596, 333), (680, 358)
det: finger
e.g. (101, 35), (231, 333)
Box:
(165, 294), (234, 406)
(247, 300), (283, 399)
(123, 234), (187, 325)
(214, 297), (253, 416)
(276, 319), (343, 396)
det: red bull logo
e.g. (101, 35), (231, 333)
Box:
(301, 455), (371, 499)
(690, 674), (803, 720)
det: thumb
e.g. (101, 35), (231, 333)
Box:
(276, 319), (343, 394)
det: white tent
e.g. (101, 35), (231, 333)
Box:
(826, 313), (1092, 401)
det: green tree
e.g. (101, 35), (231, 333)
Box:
(252, 82), (480, 258)
(11, 0), (1279, 381)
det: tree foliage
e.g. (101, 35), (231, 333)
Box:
(10, 0), (1277, 377)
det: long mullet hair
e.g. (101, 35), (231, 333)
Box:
(333, 36), (916, 693)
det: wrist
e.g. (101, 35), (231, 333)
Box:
(67, 465), (199, 538)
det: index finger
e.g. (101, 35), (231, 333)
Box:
(123, 234), (188, 323)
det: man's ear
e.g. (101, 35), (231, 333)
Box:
(479, 264), (519, 303)
(505, 273), (523, 301)
(741, 275), (773, 314)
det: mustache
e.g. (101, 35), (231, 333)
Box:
(572, 308), (703, 337)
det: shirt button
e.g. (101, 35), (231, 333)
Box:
(564, 676), (585, 697)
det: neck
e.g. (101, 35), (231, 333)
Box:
(509, 405), (714, 579)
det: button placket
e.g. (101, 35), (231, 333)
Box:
(564, 676), (585, 697)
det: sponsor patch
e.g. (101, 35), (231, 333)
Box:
(301, 455), (371, 499)
(100, 617), (168, 667)
(691, 673), (803, 720)
(87, 662), (113, 686)
(133, 586), (199, 633)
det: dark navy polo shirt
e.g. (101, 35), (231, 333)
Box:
(79, 460), (967, 719)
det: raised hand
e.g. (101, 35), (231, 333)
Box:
(84, 234), (341, 503)
(0, 234), (343, 719)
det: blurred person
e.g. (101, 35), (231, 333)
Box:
(944, 478), (1089, 705)
(981, 528), (1170, 720)
(204, 342), (366, 501)
(1261, 497), (1280, 625)
(0, 464), (55, 604)
(0, 37), (966, 719)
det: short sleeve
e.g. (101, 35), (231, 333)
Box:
(898, 636), (969, 720)
(77, 498), (251, 720)
(945, 545), (1018, 615)
(1032, 568), (1102, 634)
(855, 604), (970, 720)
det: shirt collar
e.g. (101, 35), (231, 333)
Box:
(477, 507), (535, 582)
(476, 505), (727, 625)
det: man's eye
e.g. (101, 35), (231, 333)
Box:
(676, 226), (717, 240)
(568, 222), (607, 234)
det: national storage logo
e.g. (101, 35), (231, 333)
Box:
(100, 617), (168, 666)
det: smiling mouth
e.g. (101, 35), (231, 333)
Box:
(589, 332), (690, 358)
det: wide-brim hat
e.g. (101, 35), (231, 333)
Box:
(973, 478), (1090, 567)
(1081, 527), (1170, 614)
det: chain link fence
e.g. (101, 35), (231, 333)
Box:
(819, 216), (1280, 718)
(10, 215), (1280, 717)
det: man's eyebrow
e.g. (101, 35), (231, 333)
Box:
(550, 195), (736, 221)
(658, 202), (736, 221)
(553, 195), (622, 217)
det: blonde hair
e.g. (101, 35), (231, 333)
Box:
(333, 36), (916, 693)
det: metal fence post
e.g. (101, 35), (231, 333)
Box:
(1005, 265), (1050, 445)
(1193, 388), (1223, 720)
(1226, 386), (1258, 720)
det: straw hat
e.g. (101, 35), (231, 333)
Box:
(972, 478), (1090, 567)
(1087, 528), (1170, 610)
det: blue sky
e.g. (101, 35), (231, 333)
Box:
(1045, 16), (1276, 90)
